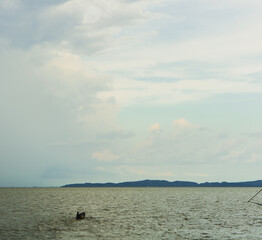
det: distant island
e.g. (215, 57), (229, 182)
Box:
(61, 179), (262, 188)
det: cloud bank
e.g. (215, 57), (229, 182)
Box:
(1, 0), (262, 186)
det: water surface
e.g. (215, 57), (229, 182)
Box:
(0, 187), (261, 239)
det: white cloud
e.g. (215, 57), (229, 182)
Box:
(0, 0), (21, 10)
(114, 165), (176, 179)
(126, 119), (262, 174)
(149, 123), (161, 132)
(0, 0), (161, 53)
(92, 150), (119, 162)
(1, 0), (262, 186)
(244, 154), (262, 164)
(184, 173), (208, 177)
(173, 118), (199, 129)
(97, 77), (262, 106)
(0, 46), (127, 186)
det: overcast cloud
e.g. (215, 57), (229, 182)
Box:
(1, 0), (262, 186)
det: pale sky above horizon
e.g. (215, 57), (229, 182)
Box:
(1, 0), (262, 187)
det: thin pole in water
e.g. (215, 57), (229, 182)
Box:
(248, 188), (262, 202)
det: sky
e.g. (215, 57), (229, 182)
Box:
(1, 0), (262, 187)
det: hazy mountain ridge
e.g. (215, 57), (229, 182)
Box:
(61, 179), (262, 187)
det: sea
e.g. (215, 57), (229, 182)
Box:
(0, 187), (261, 240)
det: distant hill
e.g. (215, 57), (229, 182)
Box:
(61, 179), (262, 187)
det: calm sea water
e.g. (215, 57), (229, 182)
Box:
(0, 187), (261, 240)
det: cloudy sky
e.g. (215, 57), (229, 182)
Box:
(1, 0), (262, 187)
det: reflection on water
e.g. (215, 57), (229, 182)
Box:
(0, 187), (261, 239)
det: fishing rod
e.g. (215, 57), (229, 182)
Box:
(248, 188), (262, 202)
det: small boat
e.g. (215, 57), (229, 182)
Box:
(76, 212), (85, 220)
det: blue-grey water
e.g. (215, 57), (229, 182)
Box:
(0, 187), (261, 239)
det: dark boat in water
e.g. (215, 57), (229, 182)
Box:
(76, 212), (85, 220)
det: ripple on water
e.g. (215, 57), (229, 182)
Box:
(0, 187), (262, 239)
